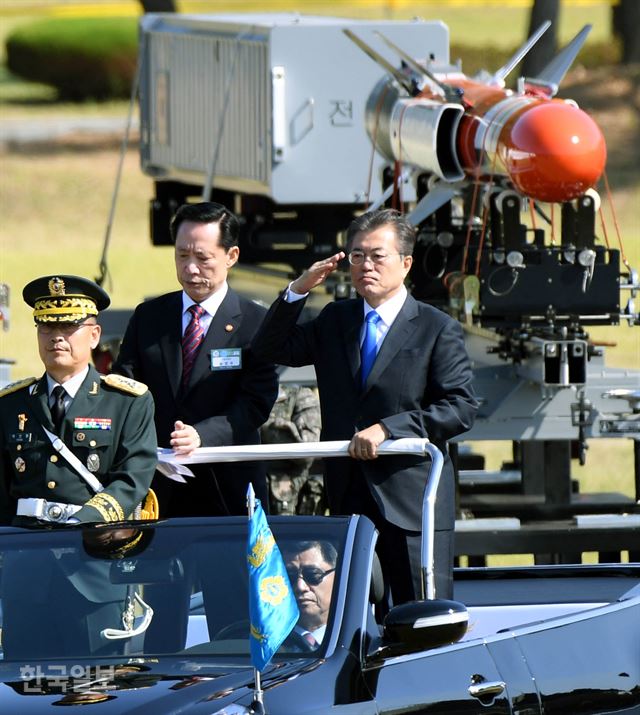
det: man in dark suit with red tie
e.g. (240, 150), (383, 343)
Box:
(252, 209), (477, 603)
(114, 202), (278, 517)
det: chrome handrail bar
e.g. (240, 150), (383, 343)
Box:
(158, 438), (443, 600)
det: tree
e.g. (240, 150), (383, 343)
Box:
(612, 0), (640, 64)
(138, 0), (176, 11)
(521, 0), (560, 79)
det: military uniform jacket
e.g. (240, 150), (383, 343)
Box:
(252, 293), (478, 531)
(0, 366), (157, 524)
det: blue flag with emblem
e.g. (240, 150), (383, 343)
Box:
(247, 498), (299, 671)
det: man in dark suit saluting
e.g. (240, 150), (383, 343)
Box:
(114, 202), (278, 517)
(252, 209), (477, 602)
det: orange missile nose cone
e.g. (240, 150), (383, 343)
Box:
(502, 101), (606, 203)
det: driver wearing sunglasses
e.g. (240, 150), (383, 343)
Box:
(284, 540), (337, 647)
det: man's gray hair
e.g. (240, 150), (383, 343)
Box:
(346, 208), (416, 256)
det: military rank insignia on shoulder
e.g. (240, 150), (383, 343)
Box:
(0, 377), (37, 398)
(102, 374), (148, 396)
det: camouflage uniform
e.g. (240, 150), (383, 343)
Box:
(260, 384), (326, 515)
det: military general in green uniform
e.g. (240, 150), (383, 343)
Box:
(0, 274), (157, 526)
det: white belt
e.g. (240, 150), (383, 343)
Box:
(43, 427), (104, 494)
(17, 498), (82, 523)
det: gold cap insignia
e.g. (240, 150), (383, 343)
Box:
(48, 277), (66, 296)
(23, 275), (110, 325)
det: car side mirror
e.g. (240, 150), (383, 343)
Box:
(378, 599), (468, 657)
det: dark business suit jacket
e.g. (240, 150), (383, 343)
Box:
(252, 292), (477, 533)
(113, 288), (278, 515)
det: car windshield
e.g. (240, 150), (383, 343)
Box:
(0, 517), (350, 665)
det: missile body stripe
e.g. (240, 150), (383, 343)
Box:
(476, 96), (535, 160)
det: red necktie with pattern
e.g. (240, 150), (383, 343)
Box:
(182, 304), (205, 387)
(302, 631), (318, 648)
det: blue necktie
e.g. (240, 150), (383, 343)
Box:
(361, 310), (381, 389)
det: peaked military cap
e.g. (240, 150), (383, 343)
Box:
(23, 274), (110, 324)
(82, 526), (154, 560)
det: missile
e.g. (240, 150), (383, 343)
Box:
(348, 24), (606, 214)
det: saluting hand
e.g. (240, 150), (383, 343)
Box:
(291, 252), (345, 295)
(171, 420), (202, 456)
(348, 423), (388, 460)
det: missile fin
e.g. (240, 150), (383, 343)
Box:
(407, 184), (459, 226)
(530, 24), (592, 96)
(492, 20), (551, 86)
(373, 31), (451, 98)
(343, 29), (415, 95)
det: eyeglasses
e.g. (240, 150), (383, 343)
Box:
(37, 322), (97, 336)
(348, 251), (403, 266)
(286, 566), (336, 586)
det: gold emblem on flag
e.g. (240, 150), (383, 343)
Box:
(260, 575), (289, 606)
(250, 624), (267, 642)
(248, 533), (275, 568)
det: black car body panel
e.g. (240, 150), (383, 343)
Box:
(0, 517), (638, 713)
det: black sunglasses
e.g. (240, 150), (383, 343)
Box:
(286, 566), (335, 586)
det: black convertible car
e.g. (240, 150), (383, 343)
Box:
(0, 442), (638, 713)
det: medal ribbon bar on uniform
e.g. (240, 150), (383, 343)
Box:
(74, 418), (112, 430)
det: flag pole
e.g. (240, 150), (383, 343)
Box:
(246, 483), (265, 715)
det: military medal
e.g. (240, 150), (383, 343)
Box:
(87, 454), (100, 472)
(15, 457), (26, 473)
(18, 413), (28, 431)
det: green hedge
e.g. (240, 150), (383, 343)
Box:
(451, 40), (620, 79)
(6, 17), (138, 101)
(4, 17), (620, 103)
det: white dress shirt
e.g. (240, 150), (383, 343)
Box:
(181, 282), (229, 337)
(360, 285), (408, 353)
(295, 624), (327, 646)
(46, 366), (90, 411)
(286, 282), (408, 354)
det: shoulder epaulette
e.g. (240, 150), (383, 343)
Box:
(101, 374), (148, 396)
(0, 377), (37, 398)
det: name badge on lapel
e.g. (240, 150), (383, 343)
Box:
(210, 348), (242, 371)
